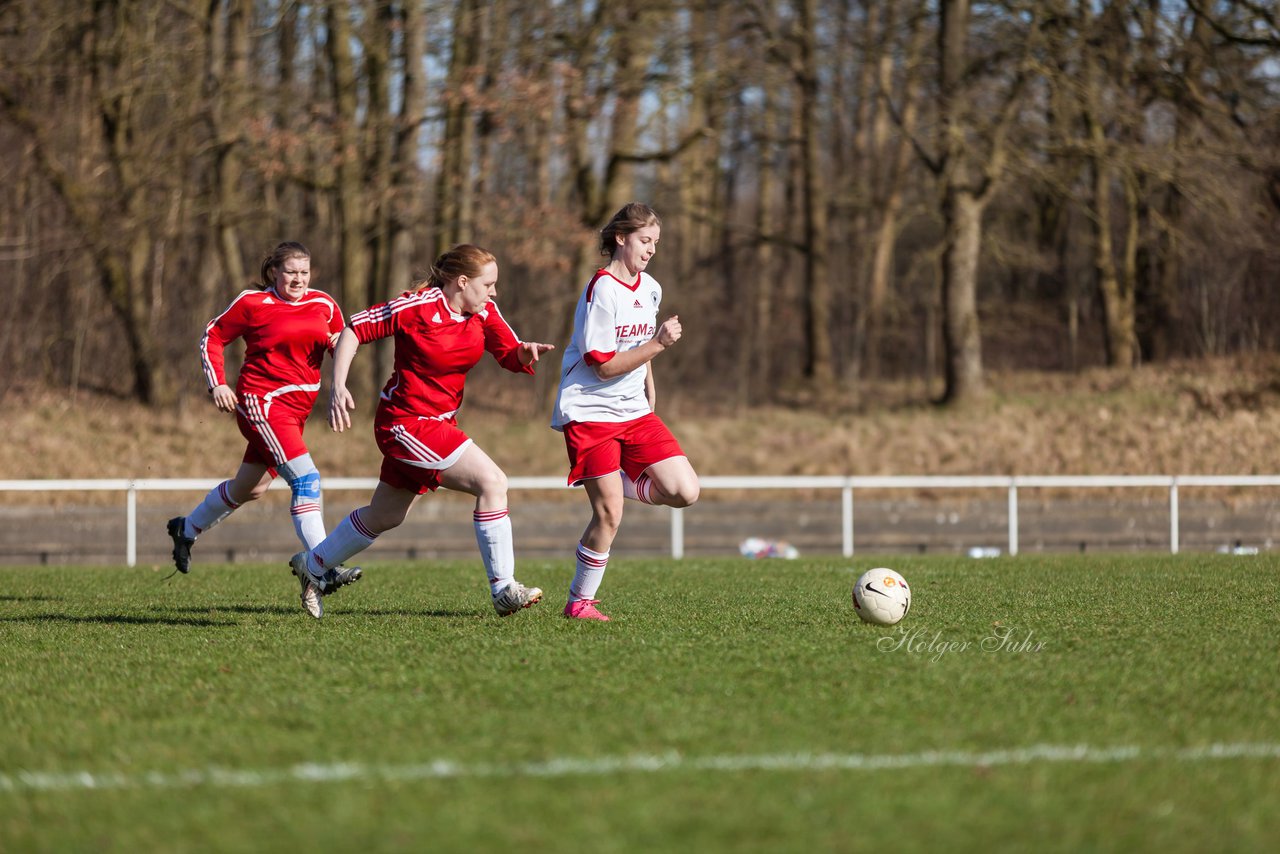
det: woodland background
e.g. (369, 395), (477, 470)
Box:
(1, 0), (1278, 416)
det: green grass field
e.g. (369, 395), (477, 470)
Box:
(3, 554), (1279, 852)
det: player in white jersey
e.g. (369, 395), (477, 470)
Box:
(552, 203), (700, 621)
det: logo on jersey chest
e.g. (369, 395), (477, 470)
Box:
(615, 322), (655, 338)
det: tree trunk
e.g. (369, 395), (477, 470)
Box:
(743, 74), (782, 410)
(940, 186), (985, 402)
(208, 0), (249, 292)
(936, 0), (987, 404)
(434, 0), (481, 256)
(863, 2), (927, 379)
(799, 0), (833, 385)
(1081, 3), (1137, 370)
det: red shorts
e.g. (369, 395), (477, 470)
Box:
(562, 413), (685, 487)
(375, 417), (473, 495)
(236, 394), (310, 471)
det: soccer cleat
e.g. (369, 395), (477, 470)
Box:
(492, 581), (543, 617)
(289, 552), (362, 619)
(166, 517), (195, 574)
(563, 598), (610, 622)
(290, 552), (325, 619)
(318, 565), (363, 595)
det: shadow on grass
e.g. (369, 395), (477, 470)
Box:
(163, 604), (295, 616)
(0, 613), (237, 627)
(0, 595), (62, 602)
(354, 608), (481, 619)
(161, 604), (483, 619)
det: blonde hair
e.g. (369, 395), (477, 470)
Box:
(259, 241), (310, 289)
(415, 244), (497, 291)
(599, 203), (661, 257)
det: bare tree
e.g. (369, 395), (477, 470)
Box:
(917, 0), (1036, 403)
(855, 0), (930, 381)
(434, 0), (485, 256)
(0, 1), (208, 404)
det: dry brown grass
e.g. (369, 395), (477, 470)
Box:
(5, 355), (1280, 482)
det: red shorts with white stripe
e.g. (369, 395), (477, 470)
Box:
(236, 394), (310, 471)
(561, 413), (685, 487)
(375, 416), (474, 495)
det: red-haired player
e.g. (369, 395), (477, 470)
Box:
(289, 244), (554, 619)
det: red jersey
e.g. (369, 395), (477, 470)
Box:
(200, 287), (344, 415)
(349, 287), (532, 423)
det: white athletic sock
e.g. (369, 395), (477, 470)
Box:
(186, 481), (239, 537)
(474, 509), (515, 595)
(312, 509), (377, 573)
(569, 542), (609, 602)
(620, 471), (656, 504)
(291, 505), (326, 550)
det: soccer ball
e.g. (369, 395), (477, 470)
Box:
(852, 568), (911, 626)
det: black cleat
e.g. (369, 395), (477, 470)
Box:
(166, 517), (195, 574)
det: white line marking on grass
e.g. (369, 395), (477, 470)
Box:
(2, 743), (1278, 795)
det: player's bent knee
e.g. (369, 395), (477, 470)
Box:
(478, 467), (509, 501)
(672, 480), (700, 507)
(658, 476), (699, 508)
(666, 485), (699, 508)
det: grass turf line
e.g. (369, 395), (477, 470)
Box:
(2, 555), (1279, 851)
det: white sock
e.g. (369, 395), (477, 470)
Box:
(312, 509), (377, 573)
(291, 504), (326, 550)
(186, 481), (239, 537)
(569, 542), (609, 602)
(620, 471), (656, 504)
(279, 453), (326, 550)
(474, 509), (514, 595)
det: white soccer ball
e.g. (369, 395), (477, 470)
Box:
(852, 568), (911, 626)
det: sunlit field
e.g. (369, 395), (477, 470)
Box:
(3, 555), (1279, 852)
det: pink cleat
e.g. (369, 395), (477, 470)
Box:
(563, 599), (610, 622)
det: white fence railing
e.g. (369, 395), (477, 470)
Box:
(3, 474), (1280, 566)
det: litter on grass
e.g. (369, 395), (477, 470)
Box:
(739, 537), (799, 559)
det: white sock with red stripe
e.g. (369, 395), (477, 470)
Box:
(185, 481), (239, 537)
(279, 454), (326, 550)
(311, 509), (377, 573)
(474, 508), (515, 595)
(291, 505), (326, 550)
(569, 542), (609, 602)
(620, 471), (656, 504)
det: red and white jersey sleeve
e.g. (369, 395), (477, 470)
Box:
(199, 288), (343, 414)
(350, 288), (533, 424)
(552, 269), (661, 429)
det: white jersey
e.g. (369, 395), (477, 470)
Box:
(552, 269), (662, 429)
